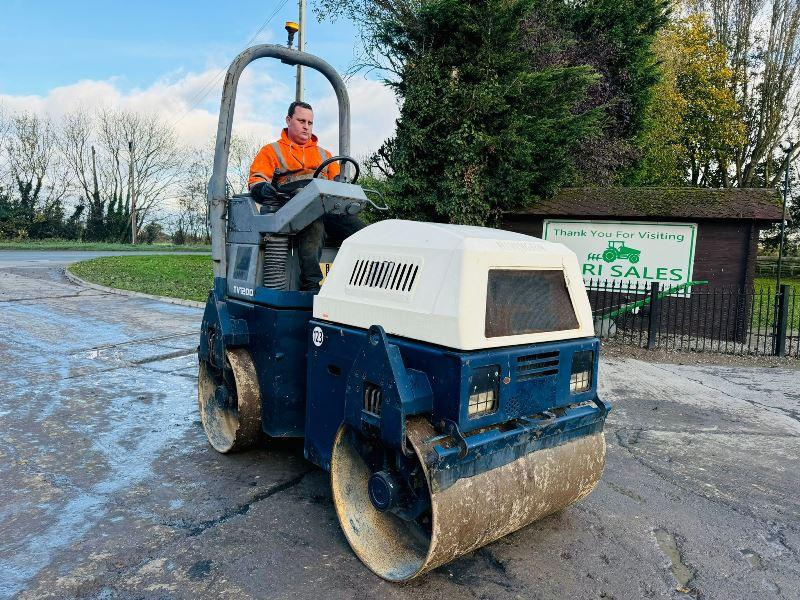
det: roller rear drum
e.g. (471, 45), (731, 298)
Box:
(198, 348), (262, 453)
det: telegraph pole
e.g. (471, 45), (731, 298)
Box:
(295, 0), (306, 101)
(776, 142), (793, 293)
(128, 140), (138, 245)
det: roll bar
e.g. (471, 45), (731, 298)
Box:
(208, 44), (351, 278)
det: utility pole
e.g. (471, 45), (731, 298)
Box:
(295, 0), (306, 101)
(129, 140), (138, 245)
(776, 142), (794, 293)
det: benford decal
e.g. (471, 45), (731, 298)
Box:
(232, 285), (254, 297)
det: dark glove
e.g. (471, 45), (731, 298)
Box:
(250, 182), (278, 203)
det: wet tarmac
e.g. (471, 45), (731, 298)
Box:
(0, 253), (798, 599)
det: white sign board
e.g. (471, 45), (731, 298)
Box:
(542, 220), (697, 295)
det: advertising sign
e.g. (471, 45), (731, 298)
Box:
(542, 220), (697, 295)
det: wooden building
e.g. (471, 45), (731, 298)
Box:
(503, 187), (784, 290)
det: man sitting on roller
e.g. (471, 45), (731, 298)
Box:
(248, 100), (364, 292)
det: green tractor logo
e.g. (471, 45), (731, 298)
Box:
(588, 240), (641, 264)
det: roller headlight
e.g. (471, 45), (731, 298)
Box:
(468, 365), (500, 417)
(570, 350), (593, 393)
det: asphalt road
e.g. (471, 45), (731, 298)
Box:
(1, 251), (798, 599)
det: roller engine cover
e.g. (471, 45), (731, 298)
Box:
(313, 219), (594, 350)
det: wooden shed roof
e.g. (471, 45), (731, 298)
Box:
(506, 187), (784, 221)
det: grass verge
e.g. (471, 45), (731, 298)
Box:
(70, 254), (213, 303)
(0, 239), (210, 252)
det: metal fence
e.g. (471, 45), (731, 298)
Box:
(586, 279), (799, 357)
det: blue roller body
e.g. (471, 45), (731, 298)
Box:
(303, 320), (609, 488)
(199, 276), (610, 488)
(199, 277), (312, 437)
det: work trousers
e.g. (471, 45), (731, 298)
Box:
(298, 213), (365, 291)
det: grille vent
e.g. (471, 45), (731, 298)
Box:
(348, 258), (420, 292)
(363, 382), (382, 415)
(516, 351), (560, 382)
(262, 236), (289, 290)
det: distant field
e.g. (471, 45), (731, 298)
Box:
(70, 254), (213, 303)
(0, 240), (210, 252)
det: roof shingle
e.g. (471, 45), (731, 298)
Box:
(505, 187), (784, 221)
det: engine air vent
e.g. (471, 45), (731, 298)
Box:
(348, 258), (421, 293)
(516, 351), (560, 382)
(363, 382), (382, 416)
(262, 235), (289, 290)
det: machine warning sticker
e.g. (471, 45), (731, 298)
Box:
(312, 326), (324, 347)
(319, 262), (332, 285)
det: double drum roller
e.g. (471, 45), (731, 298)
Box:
(197, 41), (610, 580)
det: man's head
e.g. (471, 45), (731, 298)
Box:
(285, 101), (313, 144)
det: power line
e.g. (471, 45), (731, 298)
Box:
(171, 0), (290, 128)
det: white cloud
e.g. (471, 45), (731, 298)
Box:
(0, 65), (399, 158)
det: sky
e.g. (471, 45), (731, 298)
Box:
(0, 0), (399, 158)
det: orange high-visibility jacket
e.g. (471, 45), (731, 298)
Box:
(248, 129), (340, 189)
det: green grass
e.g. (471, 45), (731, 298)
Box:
(0, 239), (210, 252)
(753, 277), (800, 330)
(70, 254), (213, 303)
(754, 276), (800, 291)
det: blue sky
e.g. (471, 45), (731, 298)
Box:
(0, 0), (359, 95)
(0, 0), (397, 156)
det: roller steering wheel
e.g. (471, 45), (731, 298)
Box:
(313, 155), (360, 184)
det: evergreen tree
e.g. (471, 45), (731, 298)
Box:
(104, 193), (132, 243)
(561, 0), (670, 183)
(327, 0), (669, 222)
(83, 193), (106, 241)
(369, 0), (601, 225)
(63, 204), (85, 240)
(0, 186), (14, 238)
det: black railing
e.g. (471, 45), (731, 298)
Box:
(586, 279), (799, 357)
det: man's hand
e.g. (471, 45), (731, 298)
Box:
(250, 182), (278, 203)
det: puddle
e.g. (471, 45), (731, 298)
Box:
(654, 528), (696, 594)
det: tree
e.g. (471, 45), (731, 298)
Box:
(0, 111), (73, 238)
(96, 110), (182, 239)
(562, 0), (670, 184)
(60, 110), (182, 241)
(141, 220), (164, 244)
(180, 146), (214, 243)
(758, 151), (800, 252)
(327, 0), (669, 214)
(60, 112), (106, 241)
(707, 0), (800, 187)
(229, 134), (263, 195)
(635, 14), (746, 185)
(342, 0), (602, 225)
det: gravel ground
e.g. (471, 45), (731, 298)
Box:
(602, 338), (800, 368)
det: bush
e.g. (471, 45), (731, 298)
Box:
(172, 226), (186, 246)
